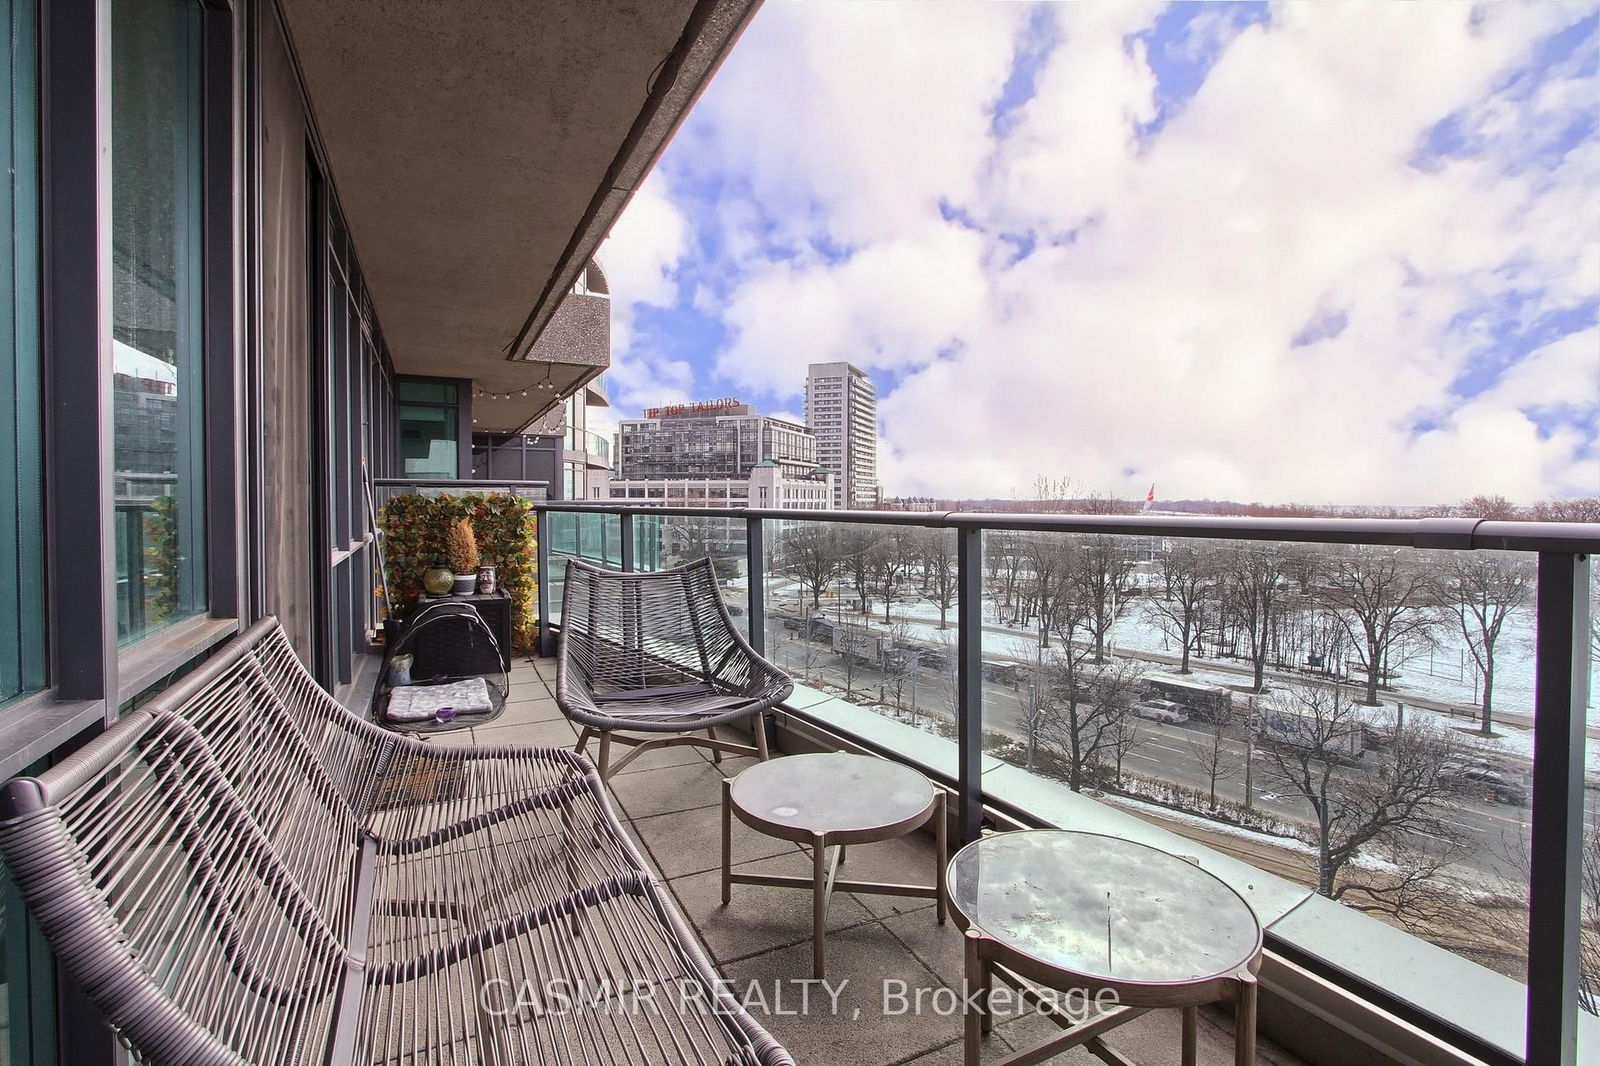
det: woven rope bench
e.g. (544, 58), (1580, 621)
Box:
(0, 618), (794, 1066)
(558, 558), (793, 779)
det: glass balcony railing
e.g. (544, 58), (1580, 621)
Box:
(532, 500), (1598, 1066)
(582, 429), (610, 465)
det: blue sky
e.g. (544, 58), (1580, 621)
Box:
(600, 1), (1599, 505)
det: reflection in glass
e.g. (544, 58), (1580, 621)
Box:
(644, 516), (747, 635)
(111, 0), (205, 644)
(762, 520), (960, 734)
(0, 0), (42, 705)
(398, 380), (459, 479)
(950, 830), (1260, 983)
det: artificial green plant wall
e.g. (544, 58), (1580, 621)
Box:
(380, 492), (537, 650)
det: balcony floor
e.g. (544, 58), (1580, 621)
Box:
(402, 657), (1307, 1066)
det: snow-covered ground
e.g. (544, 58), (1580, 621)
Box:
(753, 572), (1599, 773)
(891, 587), (1591, 722)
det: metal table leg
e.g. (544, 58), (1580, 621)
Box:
(1234, 971), (1258, 1066)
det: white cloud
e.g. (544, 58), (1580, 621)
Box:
(597, 173), (700, 411)
(599, 173), (686, 349)
(716, 224), (992, 395)
(610, 0), (1600, 505)
(687, 1), (1030, 248)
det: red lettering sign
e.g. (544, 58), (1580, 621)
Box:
(643, 397), (741, 419)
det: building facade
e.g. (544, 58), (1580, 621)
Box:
(804, 361), (878, 509)
(586, 460), (833, 510)
(0, 0), (755, 1059)
(616, 400), (815, 480)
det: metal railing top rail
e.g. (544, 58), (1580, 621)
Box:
(375, 477), (551, 491)
(532, 501), (1600, 554)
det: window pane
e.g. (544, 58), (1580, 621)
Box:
(397, 380), (455, 405)
(399, 403), (458, 478)
(0, 0), (43, 712)
(0, 0), (41, 715)
(111, 0), (205, 645)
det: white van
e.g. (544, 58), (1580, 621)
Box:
(1133, 699), (1190, 725)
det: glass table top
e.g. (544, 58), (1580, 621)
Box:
(949, 830), (1261, 985)
(730, 752), (935, 837)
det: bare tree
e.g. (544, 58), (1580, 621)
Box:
(1437, 552), (1533, 734)
(1146, 542), (1221, 673)
(1323, 546), (1439, 706)
(1531, 496), (1600, 523)
(665, 517), (742, 580)
(833, 623), (866, 699)
(883, 621), (921, 719)
(983, 531), (1022, 624)
(1457, 494), (1521, 520)
(1187, 700), (1241, 808)
(1079, 491), (1135, 515)
(837, 525), (881, 618)
(1219, 543), (1298, 692)
(1033, 475), (1075, 513)
(1261, 682), (1465, 900)
(920, 529), (960, 629)
(1479, 810), (1600, 1009)
(776, 524), (843, 611)
(1067, 535), (1138, 662)
(869, 527), (917, 624)
(1583, 811), (1600, 1014)
(1024, 534), (1072, 649)
(1035, 597), (1123, 792)
(1093, 658), (1147, 787)
(1016, 641), (1058, 772)
(929, 630), (961, 721)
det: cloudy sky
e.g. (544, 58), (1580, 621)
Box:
(598, 1), (1598, 506)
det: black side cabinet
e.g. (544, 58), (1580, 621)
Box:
(411, 591), (513, 673)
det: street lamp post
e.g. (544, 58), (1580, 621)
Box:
(1243, 695), (1258, 811)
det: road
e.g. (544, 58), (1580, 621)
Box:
(762, 627), (1561, 884)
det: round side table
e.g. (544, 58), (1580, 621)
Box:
(722, 752), (947, 978)
(948, 829), (1263, 1066)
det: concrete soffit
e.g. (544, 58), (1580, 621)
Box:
(277, 0), (763, 434)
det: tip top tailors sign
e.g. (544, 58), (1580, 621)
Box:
(643, 398), (742, 419)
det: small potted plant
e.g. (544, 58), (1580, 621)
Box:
(444, 518), (479, 595)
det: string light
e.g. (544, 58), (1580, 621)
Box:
(472, 364), (560, 401)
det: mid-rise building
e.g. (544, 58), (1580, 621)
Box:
(586, 461), (833, 510)
(594, 399), (832, 509)
(616, 399), (816, 480)
(804, 362), (878, 509)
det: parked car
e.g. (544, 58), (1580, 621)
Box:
(1478, 773), (1528, 806)
(1442, 760), (1529, 805)
(1133, 699), (1190, 725)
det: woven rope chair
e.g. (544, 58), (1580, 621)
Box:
(558, 558), (793, 779)
(0, 618), (796, 1066)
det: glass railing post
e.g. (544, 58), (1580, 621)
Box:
(746, 516), (765, 656)
(956, 525), (984, 847)
(746, 515), (773, 754)
(536, 508), (554, 658)
(1526, 550), (1590, 1066)
(619, 512), (635, 572)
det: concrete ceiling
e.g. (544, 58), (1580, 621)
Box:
(279, 0), (758, 431)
